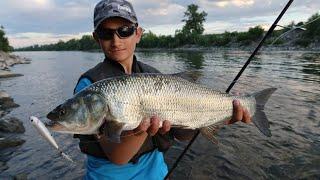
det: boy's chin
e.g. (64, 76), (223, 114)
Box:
(108, 55), (131, 63)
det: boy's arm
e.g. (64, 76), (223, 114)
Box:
(95, 130), (148, 165)
(96, 117), (171, 165)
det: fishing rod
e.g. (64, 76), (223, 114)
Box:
(165, 0), (295, 179)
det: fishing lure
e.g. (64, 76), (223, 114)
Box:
(30, 116), (74, 163)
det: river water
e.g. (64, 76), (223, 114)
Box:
(0, 50), (319, 179)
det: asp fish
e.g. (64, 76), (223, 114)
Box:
(46, 74), (276, 142)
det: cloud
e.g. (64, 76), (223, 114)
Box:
(129, 0), (186, 25)
(145, 23), (184, 36)
(8, 32), (91, 48)
(199, 0), (255, 8)
(0, 0), (94, 35)
(145, 4), (184, 16)
(6, 0), (55, 11)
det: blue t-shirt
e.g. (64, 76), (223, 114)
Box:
(75, 78), (168, 180)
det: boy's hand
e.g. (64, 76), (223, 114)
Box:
(123, 116), (171, 136)
(226, 99), (252, 125)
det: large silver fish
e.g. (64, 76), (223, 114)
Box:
(46, 74), (276, 142)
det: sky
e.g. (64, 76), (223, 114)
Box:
(0, 0), (319, 48)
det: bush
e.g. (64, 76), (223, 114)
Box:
(303, 13), (320, 40)
(295, 39), (310, 47)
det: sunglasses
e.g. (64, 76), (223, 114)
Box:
(96, 25), (137, 40)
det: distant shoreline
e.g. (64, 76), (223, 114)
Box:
(15, 45), (320, 53)
(135, 46), (320, 52)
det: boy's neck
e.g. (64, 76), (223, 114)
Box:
(105, 55), (135, 74)
(119, 56), (134, 75)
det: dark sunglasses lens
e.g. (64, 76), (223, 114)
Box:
(97, 30), (113, 40)
(117, 26), (135, 38)
(97, 26), (136, 40)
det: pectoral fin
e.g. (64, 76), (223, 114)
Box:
(200, 125), (220, 144)
(101, 120), (125, 143)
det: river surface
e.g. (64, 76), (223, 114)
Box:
(0, 50), (319, 179)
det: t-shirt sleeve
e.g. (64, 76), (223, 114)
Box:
(74, 77), (92, 93)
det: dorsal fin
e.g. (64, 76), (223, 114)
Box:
(172, 71), (202, 82)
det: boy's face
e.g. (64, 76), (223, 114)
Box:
(93, 17), (142, 64)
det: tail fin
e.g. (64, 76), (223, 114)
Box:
(252, 88), (277, 137)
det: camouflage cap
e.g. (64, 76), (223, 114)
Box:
(94, 0), (138, 30)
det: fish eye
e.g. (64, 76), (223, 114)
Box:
(59, 108), (66, 116)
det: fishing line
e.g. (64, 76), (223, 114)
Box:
(165, 0), (295, 179)
(271, 12), (320, 45)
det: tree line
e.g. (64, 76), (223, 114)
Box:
(16, 4), (320, 51)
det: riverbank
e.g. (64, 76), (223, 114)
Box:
(0, 51), (29, 177)
(0, 51), (28, 146)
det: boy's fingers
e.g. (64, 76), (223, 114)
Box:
(159, 120), (171, 134)
(242, 109), (252, 123)
(135, 117), (150, 132)
(232, 99), (243, 123)
(148, 116), (160, 136)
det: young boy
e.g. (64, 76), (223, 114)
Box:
(74, 0), (251, 179)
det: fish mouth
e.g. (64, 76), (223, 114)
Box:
(46, 110), (59, 121)
(46, 111), (64, 131)
(45, 119), (89, 133)
(45, 121), (66, 131)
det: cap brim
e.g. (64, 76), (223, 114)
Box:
(94, 15), (137, 30)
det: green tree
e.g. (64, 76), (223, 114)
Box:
(0, 26), (12, 52)
(180, 4), (207, 44)
(182, 4), (207, 35)
(247, 26), (264, 41)
(79, 35), (97, 50)
(139, 31), (159, 48)
(304, 13), (320, 40)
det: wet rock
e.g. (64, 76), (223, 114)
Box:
(0, 161), (8, 171)
(0, 117), (25, 133)
(0, 70), (23, 78)
(0, 51), (31, 71)
(0, 173), (28, 180)
(0, 91), (10, 99)
(0, 111), (5, 118)
(14, 173), (28, 180)
(0, 116), (26, 149)
(0, 137), (25, 149)
(0, 91), (19, 110)
(0, 51), (29, 78)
